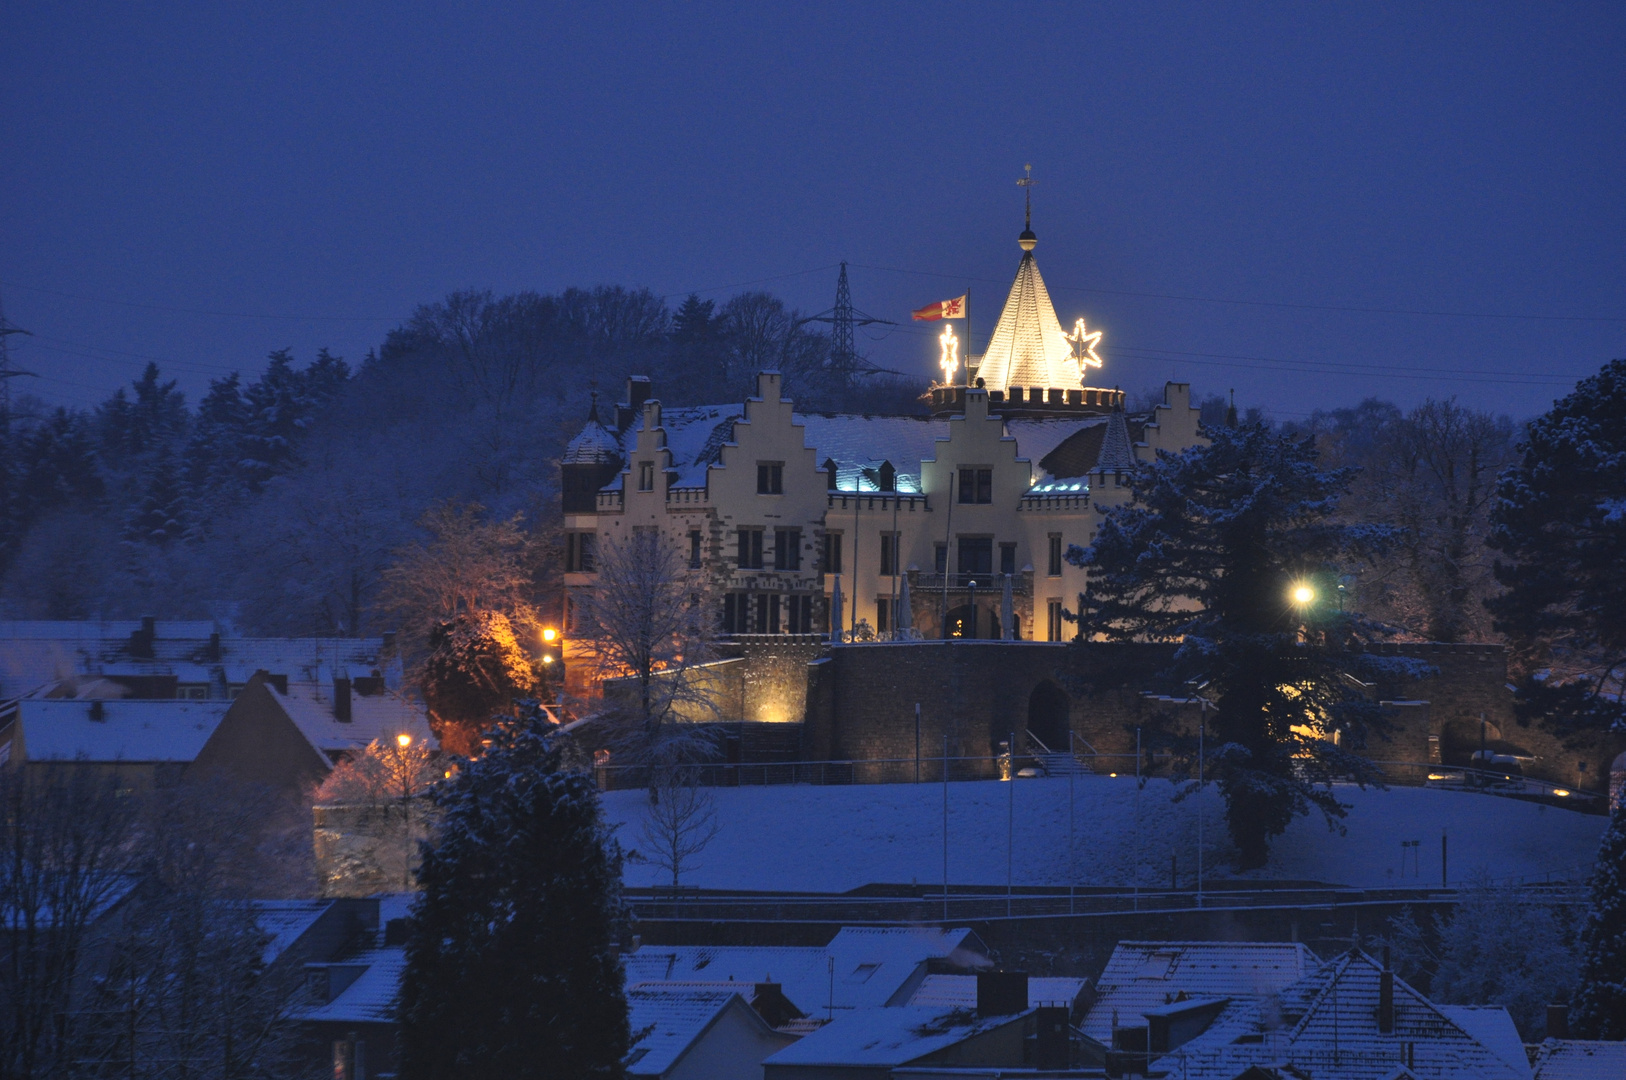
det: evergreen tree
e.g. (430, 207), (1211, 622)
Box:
(183, 372), (251, 524)
(420, 611), (538, 756)
(1489, 358), (1626, 735)
(122, 452), (188, 547)
(1572, 800), (1626, 1038)
(399, 709), (629, 1080)
(1070, 423), (1429, 867)
(16, 407), (104, 522)
(238, 348), (350, 492)
(94, 362), (188, 463)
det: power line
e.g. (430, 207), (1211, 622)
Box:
(849, 262), (1626, 324)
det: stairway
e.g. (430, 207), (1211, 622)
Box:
(1039, 751), (1092, 777)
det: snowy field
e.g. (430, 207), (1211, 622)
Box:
(601, 776), (1608, 892)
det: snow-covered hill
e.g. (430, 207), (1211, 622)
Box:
(601, 775), (1607, 892)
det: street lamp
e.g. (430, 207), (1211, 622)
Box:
(1290, 583), (1315, 606)
(397, 733), (412, 749)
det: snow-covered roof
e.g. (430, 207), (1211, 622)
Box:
(1531, 1038), (1626, 1080)
(1438, 1005), (1530, 1076)
(252, 900), (333, 966)
(271, 682), (434, 756)
(762, 1003), (1029, 1068)
(298, 945), (405, 1025)
(1083, 940), (1321, 1043)
(625, 986), (750, 1075)
(564, 414), (624, 465)
(972, 234), (1083, 392)
(0, 620), (218, 640)
(13, 698), (230, 762)
(1152, 950), (1532, 1080)
(906, 973), (1087, 1011)
(623, 926), (986, 1016)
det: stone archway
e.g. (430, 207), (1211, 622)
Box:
(1027, 680), (1071, 751)
(945, 604), (977, 639)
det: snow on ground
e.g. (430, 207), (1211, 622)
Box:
(602, 776), (1607, 892)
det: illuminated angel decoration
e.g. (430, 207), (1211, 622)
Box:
(938, 324), (960, 383)
(1068, 318), (1104, 371)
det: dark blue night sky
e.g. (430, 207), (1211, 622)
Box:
(3, 2), (1622, 418)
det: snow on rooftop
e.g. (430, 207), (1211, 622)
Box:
(1531, 1038), (1626, 1080)
(1083, 941), (1320, 1042)
(623, 927), (984, 1016)
(297, 946), (405, 1025)
(273, 682), (433, 755)
(763, 1003), (1028, 1068)
(625, 986), (746, 1075)
(14, 698), (230, 762)
(252, 899), (331, 965)
(907, 973), (1087, 1011)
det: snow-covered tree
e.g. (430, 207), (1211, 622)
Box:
(421, 611), (538, 756)
(313, 735), (440, 895)
(399, 709), (629, 1079)
(1070, 422), (1429, 868)
(576, 530), (720, 774)
(1572, 800), (1626, 1038)
(1490, 358), (1626, 736)
(378, 501), (541, 647)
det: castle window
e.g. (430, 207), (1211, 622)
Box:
(757, 462), (784, 494)
(722, 593), (745, 634)
(1000, 542), (1017, 576)
(1047, 599), (1064, 642)
(788, 594), (814, 634)
(736, 528), (764, 570)
(958, 467), (992, 504)
(688, 530), (702, 569)
(824, 533), (843, 574)
(755, 593), (780, 634)
(566, 532), (597, 572)
(958, 536), (993, 576)
(876, 599), (890, 633)
(638, 462), (655, 491)
(774, 528), (801, 571)
(878, 532), (900, 577)
(934, 543), (947, 574)
(1048, 534), (1063, 577)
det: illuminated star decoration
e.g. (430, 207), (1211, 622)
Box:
(938, 324), (960, 383)
(1068, 318), (1104, 371)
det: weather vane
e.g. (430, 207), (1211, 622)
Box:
(1016, 163), (1037, 230)
(938, 324), (960, 383)
(1068, 318), (1103, 370)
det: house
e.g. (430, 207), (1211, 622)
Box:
(1529, 1038), (1626, 1080)
(1149, 948), (1531, 1079)
(0, 617), (399, 702)
(906, 972), (1092, 1021)
(0, 697), (231, 790)
(192, 671), (434, 796)
(622, 926), (990, 1018)
(762, 971), (1068, 1080)
(626, 985), (799, 1080)
(1080, 941), (1321, 1052)
(287, 894), (412, 1078)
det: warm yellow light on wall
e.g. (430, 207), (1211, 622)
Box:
(1553, 788), (1570, 797)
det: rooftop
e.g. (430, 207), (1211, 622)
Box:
(11, 698), (231, 762)
(625, 986), (752, 1075)
(763, 1004), (1029, 1068)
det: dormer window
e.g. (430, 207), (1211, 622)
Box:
(638, 462), (655, 491)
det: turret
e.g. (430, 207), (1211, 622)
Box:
(561, 392), (624, 512)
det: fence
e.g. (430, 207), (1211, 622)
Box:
(595, 751), (1611, 813)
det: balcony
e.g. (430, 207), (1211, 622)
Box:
(913, 572), (1031, 595)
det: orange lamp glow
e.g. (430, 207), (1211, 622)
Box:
(542, 627), (558, 642)
(396, 733), (412, 748)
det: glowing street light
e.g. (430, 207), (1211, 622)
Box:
(541, 627), (557, 643)
(397, 733), (412, 748)
(1290, 583), (1315, 606)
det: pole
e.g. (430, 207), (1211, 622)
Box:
(1008, 729), (1015, 917)
(851, 488), (861, 637)
(889, 491), (900, 637)
(1441, 827), (1448, 888)
(942, 731), (950, 920)
(1134, 726), (1141, 912)
(1197, 700), (1204, 909)
(915, 703), (921, 782)
(1068, 729), (1075, 914)
(940, 463), (954, 636)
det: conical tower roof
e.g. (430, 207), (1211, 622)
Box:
(974, 231), (1081, 392)
(563, 393), (622, 465)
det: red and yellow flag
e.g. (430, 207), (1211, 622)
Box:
(911, 294), (967, 321)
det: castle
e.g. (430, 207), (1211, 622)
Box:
(561, 221), (1204, 647)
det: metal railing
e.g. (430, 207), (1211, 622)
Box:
(914, 573), (1031, 594)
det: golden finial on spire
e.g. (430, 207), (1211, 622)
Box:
(1016, 164), (1037, 250)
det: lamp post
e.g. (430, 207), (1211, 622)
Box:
(396, 732), (414, 889)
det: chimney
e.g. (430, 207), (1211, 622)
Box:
(261, 672), (288, 695)
(976, 970), (1028, 1017)
(207, 632), (221, 661)
(381, 631), (397, 654)
(333, 677), (352, 722)
(618, 376), (653, 431)
(88, 700), (106, 722)
(1035, 1005), (1070, 1069)
(1547, 1003), (1569, 1040)
(129, 616), (155, 659)
(1378, 947), (1395, 1034)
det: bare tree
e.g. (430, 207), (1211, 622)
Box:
(575, 530), (720, 774)
(637, 772), (721, 891)
(0, 764), (140, 1080)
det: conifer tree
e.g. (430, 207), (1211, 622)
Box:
(399, 709), (629, 1080)
(1071, 423), (1429, 867)
(1571, 800), (1626, 1038)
